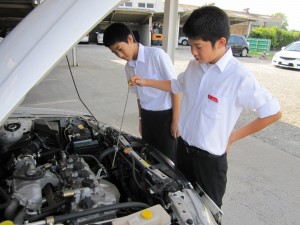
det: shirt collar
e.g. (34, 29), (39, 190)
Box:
(128, 43), (145, 67)
(200, 46), (233, 73)
(215, 46), (233, 72)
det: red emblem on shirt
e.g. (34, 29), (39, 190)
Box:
(208, 94), (218, 103)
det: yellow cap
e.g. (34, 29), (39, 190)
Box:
(141, 209), (153, 220)
(78, 125), (84, 129)
(0, 221), (14, 225)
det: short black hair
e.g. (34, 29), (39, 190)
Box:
(183, 6), (230, 46)
(103, 23), (135, 47)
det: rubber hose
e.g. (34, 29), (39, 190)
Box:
(98, 147), (116, 162)
(54, 202), (149, 223)
(0, 187), (11, 209)
(4, 199), (19, 220)
(14, 208), (26, 225)
(27, 202), (66, 222)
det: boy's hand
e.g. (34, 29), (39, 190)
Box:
(171, 121), (180, 139)
(130, 75), (145, 86)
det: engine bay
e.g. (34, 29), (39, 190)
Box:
(0, 114), (219, 225)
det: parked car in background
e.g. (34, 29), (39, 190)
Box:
(95, 31), (104, 44)
(178, 36), (189, 46)
(227, 34), (249, 57)
(79, 34), (89, 43)
(272, 41), (300, 70)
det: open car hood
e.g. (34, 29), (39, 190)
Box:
(0, 0), (124, 125)
(0, 1), (224, 224)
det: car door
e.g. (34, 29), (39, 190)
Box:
(228, 35), (244, 55)
(235, 36), (244, 54)
(228, 35), (238, 54)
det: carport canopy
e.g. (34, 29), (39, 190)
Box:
(0, 0), (257, 61)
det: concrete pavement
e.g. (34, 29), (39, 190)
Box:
(21, 44), (300, 225)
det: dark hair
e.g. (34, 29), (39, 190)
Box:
(103, 23), (136, 47)
(182, 6), (230, 46)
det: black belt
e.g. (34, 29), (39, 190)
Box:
(181, 138), (222, 158)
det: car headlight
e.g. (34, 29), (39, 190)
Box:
(273, 53), (280, 59)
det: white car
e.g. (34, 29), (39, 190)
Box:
(79, 34), (89, 43)
(178, 36), (189, 46)
(272, 41), (300, 70)
(0, 1), (221, 225)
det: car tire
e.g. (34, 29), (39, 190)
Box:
(182, 40), (188, 46)
(240, 48), (248, 57)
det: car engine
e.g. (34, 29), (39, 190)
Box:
(0, 114), (220, 225)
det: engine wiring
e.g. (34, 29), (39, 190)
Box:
(66, 55), (100, 128)
(65, 54), (131, 170)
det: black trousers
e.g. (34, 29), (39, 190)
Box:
(177, 137), (228, 208)
(141, 108), (176, 163)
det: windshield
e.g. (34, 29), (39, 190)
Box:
(285, 42), (300, 51)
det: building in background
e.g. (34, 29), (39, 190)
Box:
(0, 0), (283, 45)
(230, 8), (284, 37)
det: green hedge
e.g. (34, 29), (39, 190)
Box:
(249, 26), (300, 50)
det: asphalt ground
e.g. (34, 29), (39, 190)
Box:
(21, 44), (300, 225)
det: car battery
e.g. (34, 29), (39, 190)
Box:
(69, 124), (99, 154)
(72, 138), (99, 154)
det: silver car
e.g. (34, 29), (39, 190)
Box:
(178, 36), (189, 46)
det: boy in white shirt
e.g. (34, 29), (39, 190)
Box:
(129, 6), (282, 208)
(103, 23), (180, 162)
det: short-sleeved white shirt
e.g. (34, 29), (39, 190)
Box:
(125, 44), (176, 111)
(171, 47), (280, 155)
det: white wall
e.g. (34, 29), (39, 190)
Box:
(119, 0), (164, 11)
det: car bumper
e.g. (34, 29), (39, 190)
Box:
(272, 59), (300, 70)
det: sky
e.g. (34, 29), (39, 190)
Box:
(179, 0), (300, 31)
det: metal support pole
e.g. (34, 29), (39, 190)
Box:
(149, 14), (153, 46)
(72, 45), (78, 66)
(162, 0), (179, 63)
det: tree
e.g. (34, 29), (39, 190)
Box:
(271, 12), (288, 30)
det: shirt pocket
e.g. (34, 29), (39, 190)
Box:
(202, 92), (228, 120)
